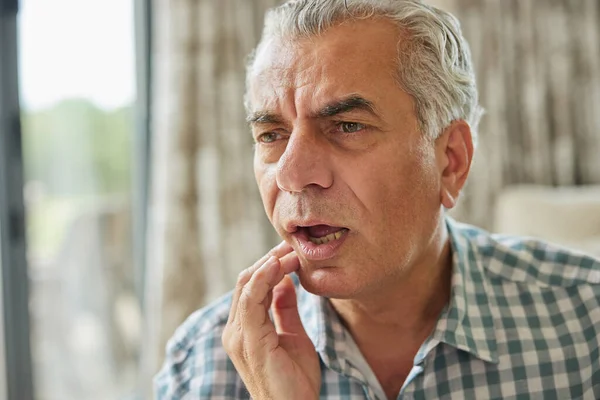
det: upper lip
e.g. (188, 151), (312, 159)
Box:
(284, 219), (348, 234)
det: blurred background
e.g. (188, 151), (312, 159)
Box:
(0, 0), (598, 399)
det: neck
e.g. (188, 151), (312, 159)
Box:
(330, 222), (453, 343)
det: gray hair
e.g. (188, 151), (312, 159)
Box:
(246, 0), (483, 144)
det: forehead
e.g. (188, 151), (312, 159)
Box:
(247, 18), (405, 113)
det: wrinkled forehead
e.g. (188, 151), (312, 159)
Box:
(246, 19), (403, 114)
(247, 37), (303, 96)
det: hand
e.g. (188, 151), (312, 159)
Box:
(222, 241), (321, 400)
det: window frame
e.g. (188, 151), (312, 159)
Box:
(133, 0), (153, 313)
(0, 0), (35, 399)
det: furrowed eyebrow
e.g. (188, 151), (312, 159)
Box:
(247, 95), (378, 125)
(315, 96), (378, 119)
(247, 112), (283, 125)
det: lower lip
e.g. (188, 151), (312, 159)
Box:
(292, 229), (349, 261)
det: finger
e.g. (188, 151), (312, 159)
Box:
(268, 240), (294, 258)
(271, 275), (306, 336)
(263, 253), (299, 318)
(227, 253), (270, 325)
(241, 256), (282, 312)
(238, 256), (286, 350)
(243, 241), (293, 285)
(279, 251), (300, 275)
(228, 241), (294, 323)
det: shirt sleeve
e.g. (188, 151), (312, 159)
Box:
(154, 325), (199, 400)
(153, 296), (250, 399)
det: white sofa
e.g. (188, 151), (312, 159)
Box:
(493, 185), (600, 257)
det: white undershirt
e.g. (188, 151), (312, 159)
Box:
(343, 330), (389, 400)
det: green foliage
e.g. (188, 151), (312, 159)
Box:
(21, 99), (134, 196)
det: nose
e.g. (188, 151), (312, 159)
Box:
(276, 126), (333, 193)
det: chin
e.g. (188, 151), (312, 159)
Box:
(296, 264), (362, 299)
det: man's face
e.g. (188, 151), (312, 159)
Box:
(248, 19), (446, 298)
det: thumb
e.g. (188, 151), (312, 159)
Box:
(271, 275), (306, 335)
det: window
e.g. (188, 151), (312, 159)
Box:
(18, 0), (144, 398)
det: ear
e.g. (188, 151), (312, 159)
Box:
(435, 120), (474, 209)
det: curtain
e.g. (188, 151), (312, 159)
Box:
(140, 0), (281, 394)
(447, 0), (600, 228)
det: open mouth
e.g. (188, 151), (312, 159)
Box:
(304, 225), (349, 245)
(290, 224), (350, 261)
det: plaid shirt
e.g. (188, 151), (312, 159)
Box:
(155, 218), (600, 399)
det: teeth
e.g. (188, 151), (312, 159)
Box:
(308, 229), (347, 245)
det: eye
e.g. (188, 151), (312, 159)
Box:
(337, 122), (366, 134)
(257, 132), (282, 144)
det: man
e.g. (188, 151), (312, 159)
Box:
(155, 0), (600, 399)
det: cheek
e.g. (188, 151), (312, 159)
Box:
(254, 161), (278, 218)
(394, 155), (440, 214)
(353, 147), (439, 230)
